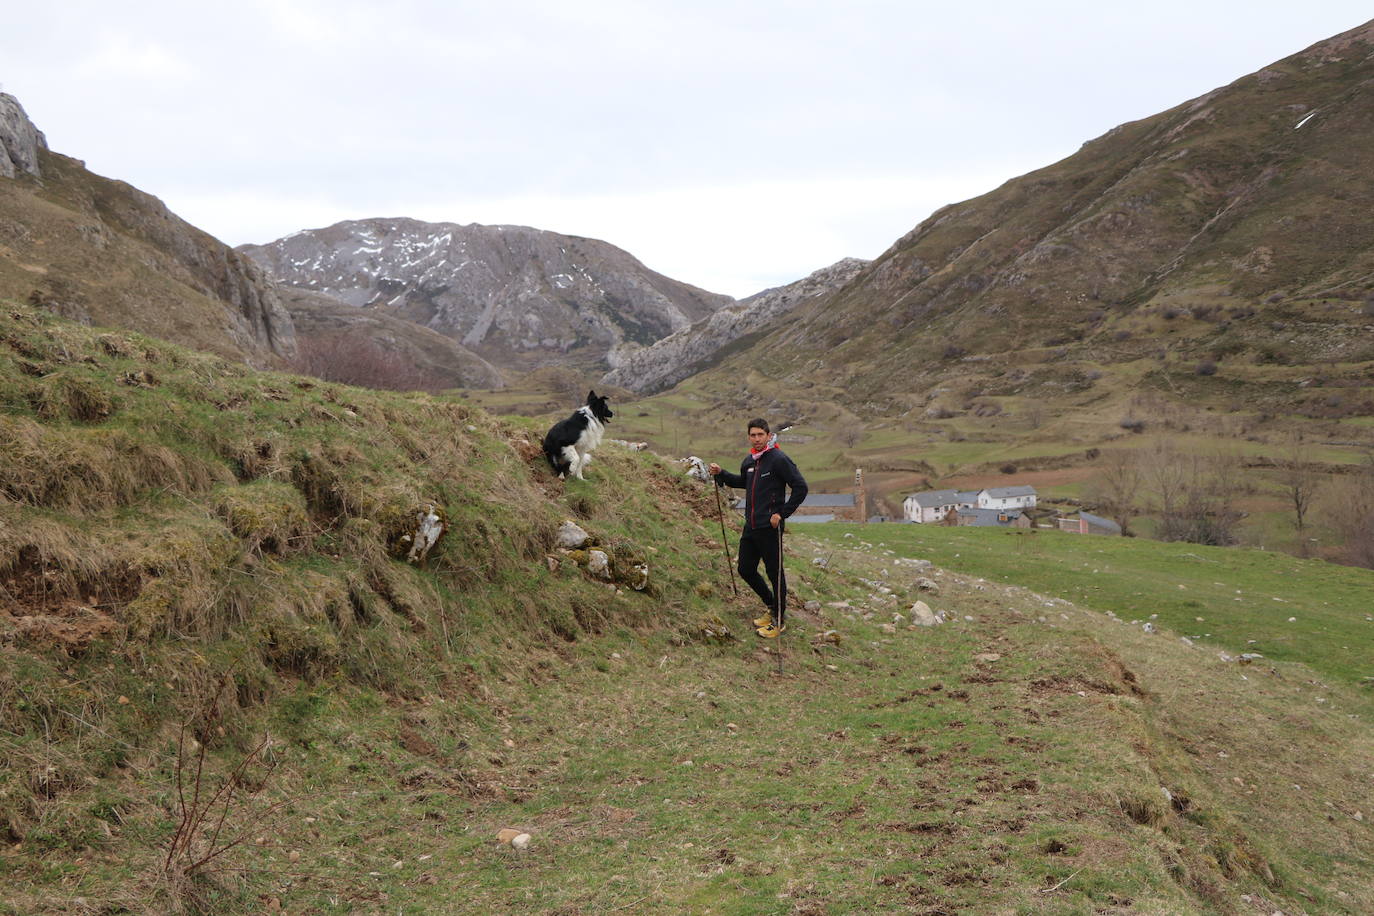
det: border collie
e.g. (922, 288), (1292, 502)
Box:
(543, 390), (613, 480)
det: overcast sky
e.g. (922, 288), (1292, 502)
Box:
(3, 2), (1370, 296)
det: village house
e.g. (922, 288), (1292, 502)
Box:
(1054, 511), (1122, 536)
(902, 485), (1038, 523)
(946, 507), (1033, 528)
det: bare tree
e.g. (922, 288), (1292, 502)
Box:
(1091, 448), (1143, 535)
(1147, 441), (1242, 546)
(1326, 455), (1374, 568)
(837, 424), (864, 448)
(1278, 431), (1320, 551)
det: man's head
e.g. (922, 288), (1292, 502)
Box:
(747, 417), (770, 450)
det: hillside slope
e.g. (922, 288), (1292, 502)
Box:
(280, 285), (506, 390)
(0, 94), (295, 366)
(691, 21), (1374, 414)
(602, 257), (868, 394)
(1, 301), (1371, 913)
(241, 218), (732, 373)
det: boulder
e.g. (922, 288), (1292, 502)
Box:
(556, 520), (591, 549)
(909, 601), (944, 627)
(586, 549), (612, 579)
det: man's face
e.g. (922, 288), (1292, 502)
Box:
(748, 427), (769, 450)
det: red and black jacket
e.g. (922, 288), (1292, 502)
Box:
(716, 445), (809, 530)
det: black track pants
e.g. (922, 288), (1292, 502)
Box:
(737, 525), (785, 623)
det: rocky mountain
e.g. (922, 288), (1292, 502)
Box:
(280, 285), (505, 390)
(240, 218), (732, 373)
(694, 21), (1374, 415)
(0, 93), (295, 365)
(0, 94), (46, 179)
(602, 257), (868, 394)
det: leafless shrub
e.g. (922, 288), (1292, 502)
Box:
(837, 425), (864, 448)
(290, 333), (443, 392)
(162, 684), (286, 896)
(1325, 456), (1374, 568)
(1195, 359), (1218, 376)
(1147, 441), (1242, 546)
(1089, 448), (1143, 536)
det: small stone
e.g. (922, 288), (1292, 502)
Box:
(974, 653), (1001, 663)
(117, 696), (129, 705)
(1288, 617), (1297, 623)
(496, 828), (522, 844)
(288, 849), (301, 863)
(511, 833), (532, 851)
(880, 623), (898, 634)
(1354, 811), (1364, 821)
(804, 599), (822, 613)
(825, 664), (838, 671)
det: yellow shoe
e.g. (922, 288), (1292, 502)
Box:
(755, 622), (786, 638)
(753, 614), (773, 628)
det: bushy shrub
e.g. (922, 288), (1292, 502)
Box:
(1119, 417), (1146, 434)
(1195, 359), (1218, 376)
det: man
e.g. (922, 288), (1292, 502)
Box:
(709, 418), (808, 638)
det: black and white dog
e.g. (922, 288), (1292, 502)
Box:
(543, 390), (613, 480)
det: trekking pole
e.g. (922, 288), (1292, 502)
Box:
(712, 482), (740, 597)
(774, 521), (785, 675)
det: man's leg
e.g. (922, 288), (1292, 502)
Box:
(736, 529), (774, 608)
(756, 525), (785, 625)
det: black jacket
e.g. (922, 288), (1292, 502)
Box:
(716, 446), (809, 530)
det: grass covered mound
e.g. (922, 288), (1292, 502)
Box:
(0, 300), (742, 908)
(1, 301), (1371, 913)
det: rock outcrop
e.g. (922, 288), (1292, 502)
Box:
(241, 218), (733, 372)
(0, 93), (46, 179)
(602, 258), (868, 394)
(0, 93), (295, 365)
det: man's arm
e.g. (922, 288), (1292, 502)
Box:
(778, 454), (809, 519)
(709, 460), (746, 489)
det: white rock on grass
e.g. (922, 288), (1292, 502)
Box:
(556, 520), (591, 549)
(909, 601), (943, 627)
(511, 833), (532, 851)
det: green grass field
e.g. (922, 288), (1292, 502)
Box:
(804, 523), (1374, 696)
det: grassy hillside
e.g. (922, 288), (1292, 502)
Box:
(554, 21), (1374, 551)
(2, 302), (1372, 913)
